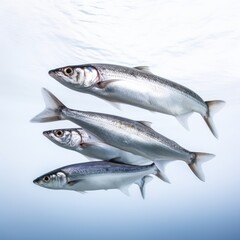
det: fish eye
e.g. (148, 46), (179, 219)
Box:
(55, 130), (64, 138)
(43, 176), (50, 182)
(63, 67), (73, 76)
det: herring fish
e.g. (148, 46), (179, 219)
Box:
(43, 128), (153, 166)
(31, 88), (215, 181)
(49, 63), (225, 138)
(33, 161), (159, 199)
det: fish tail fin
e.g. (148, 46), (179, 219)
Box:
(189, 152), (215, 181)
(204, 100), (225, 138)
(31, 88), (66, 123)
(154, 160), (171, 184)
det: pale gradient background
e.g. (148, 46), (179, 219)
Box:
(0, 0), (240, 239)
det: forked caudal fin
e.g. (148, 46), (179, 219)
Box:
(204, 100), (225, 138)
(189, 152), (215, 181)
(31, 88), (66, 123)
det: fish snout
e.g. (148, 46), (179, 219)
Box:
(33, 178), (40, 185)
(42, 130), (51, 138)
(48, 69), (55, 77)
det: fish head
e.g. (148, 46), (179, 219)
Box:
(43, 128), (85, 150)
(33, 171), (67, 189)
(48, 65), (100, 90)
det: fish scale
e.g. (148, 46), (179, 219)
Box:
(31, 88), (215, 181)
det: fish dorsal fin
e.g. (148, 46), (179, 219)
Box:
(135, 176), (153, 199)
(119, 184), (131, 196)
(133, 66), (151, 73)
(176, 112), (193, 130)
(137, 121), (152, 128)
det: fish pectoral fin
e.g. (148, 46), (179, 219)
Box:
(68, 177), (85, 186)
(135, 176), (153, 199)
(80, 142), (104, 148)
(133, 66), (152, 73)
(68, 180), (81, 186)
(137, 121), (152, 128)
(95, 79), (122, 89)
(176, 112), (193, 130)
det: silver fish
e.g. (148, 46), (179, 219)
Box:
(43, 128), (153, 166)
(31, 88), (215, 181)
(33, 161), (159, 199)
(49, 63), (225, 138)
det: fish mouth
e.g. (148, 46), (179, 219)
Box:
(42, 131), (50, 138)
(33, 178), (40, 185)
(48, 70), (55, 77)
(48, 69), (61, 81)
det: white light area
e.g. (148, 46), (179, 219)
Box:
(0, 0), (240, 239)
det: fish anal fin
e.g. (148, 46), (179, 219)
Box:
(135, 176), (153, 199)
(154, 160), (171, 183)
(176, 112), (193, 130)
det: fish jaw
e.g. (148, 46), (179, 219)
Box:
(33, 171), (68, 190)
(49, 65), (101, 91)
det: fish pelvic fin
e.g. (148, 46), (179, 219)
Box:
(154, 160), (171, 184)
(135, 176), (153, 199)
(119, 184), (131, 196)
(189, 152), (215, 181)
(31, 88), (66, 123)
(204, 100), (226, 138)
